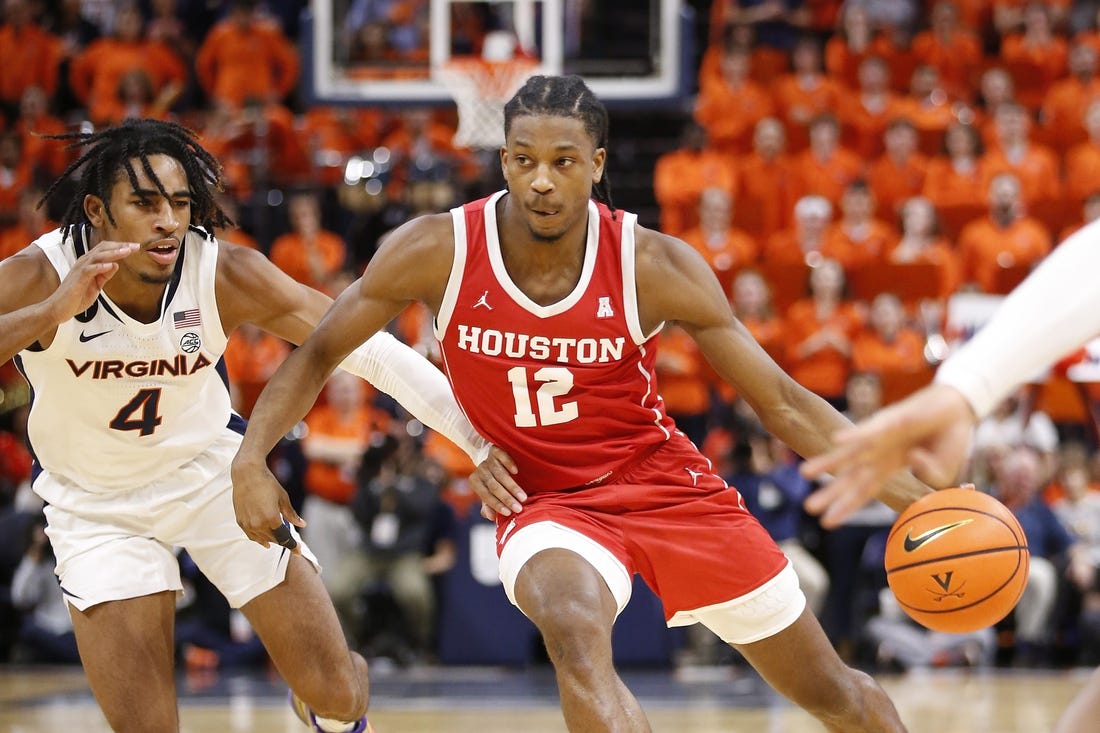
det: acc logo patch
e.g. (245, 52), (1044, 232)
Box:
(180, 332), (201, 353)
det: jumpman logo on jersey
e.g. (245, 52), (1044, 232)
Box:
(684, 467), (705, 486)
(473, 290), (493, 310)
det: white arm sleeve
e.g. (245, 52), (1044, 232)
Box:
(935, 220), (1100, 419)
(338, 330), (490, 463)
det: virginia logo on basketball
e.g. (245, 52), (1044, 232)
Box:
(928, 571), (967, 601)
(455, 324), (625, 364)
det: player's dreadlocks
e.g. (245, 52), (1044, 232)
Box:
(40, 118), (232, 233)
(503, 75), (616, 216)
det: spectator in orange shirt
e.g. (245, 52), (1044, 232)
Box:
(922, 121), (988, 232)
(773, 35), (844, 152)
(68, 2), (187, 125)
(980, 102), (1061, 207)
(867, 117), (929, 221)
(654, 324), (714, 448)
(763, 194), (833, 266)
(788, 113), (864, 208)
(731, 268), (786, 365)
(851, 292), (929, 381)
(200, 99), (312, 192)
(782, 257), (865, 405)
(653, 121), (740, 237)
(222, 322), (291, 417)
(0, 131), (32, 225)
(147, 0), (197, 62)
(736, 116), (796, 240)
(0, 0), (60, 120)
(694, 43), (776, 157)
(824, 4), (896, 90)
(889, 195), (962, 301)
(1064, 99), (1100, 208)
(893, 64), (963, 156)
(42, 0), (101, 116)
(838, 56), (903, 159)
(958, 172), (1053, 293)
(1041, 42), (1100, 156)
(301, 370), (391, 592)
(680, 187), (759, 294)
(98, 68), (181, 125)
(195, 0), (299, 109)
(0, 186), (53, 261)
(911, 1), (984, 102)
(269, 191), (348, 292)
(13, 86), (69, 179)
(999, 2), (1069, 112)
(972, 66), (1018, 150)
(822, 179), (899, 271)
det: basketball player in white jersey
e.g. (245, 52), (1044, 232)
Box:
(801, 218), (1100, 732)
(0, 119), (512, 733)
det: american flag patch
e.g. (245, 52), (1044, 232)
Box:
(173, 309), (201, 328)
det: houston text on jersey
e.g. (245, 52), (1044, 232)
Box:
(454, 325), (626, 364)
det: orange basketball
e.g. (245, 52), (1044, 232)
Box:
(884, 487), (1030, 633)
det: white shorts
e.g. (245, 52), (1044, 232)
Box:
(39, 433), (318, 611)
(498, 520), (805, 645)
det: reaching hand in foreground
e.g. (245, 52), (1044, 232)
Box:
(800, 383), (979, 528)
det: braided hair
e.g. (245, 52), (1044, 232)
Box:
(503, 74), (615, 216)
(40, 118), (232, 233)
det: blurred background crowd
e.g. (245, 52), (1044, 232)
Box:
(4, 0), (1100, 680)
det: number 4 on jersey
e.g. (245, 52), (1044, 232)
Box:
(507, 366), (578, 427)
(110, 388), (164, 436)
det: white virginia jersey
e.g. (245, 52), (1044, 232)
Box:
(17, 226), (239, 497)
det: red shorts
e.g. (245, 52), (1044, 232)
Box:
(495, 432), (789, 620)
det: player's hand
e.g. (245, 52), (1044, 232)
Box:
(801, 383), (978, 528)
(47, 241), (140, 322)
(469, 445), (526, 520)
(231, 456), (305, 553)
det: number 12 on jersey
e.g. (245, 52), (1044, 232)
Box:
(508, 366), (578, 427)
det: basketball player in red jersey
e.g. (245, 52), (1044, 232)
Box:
(233, 75), (930, 731)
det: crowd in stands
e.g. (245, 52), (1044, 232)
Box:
(4, 0), (1100, 675)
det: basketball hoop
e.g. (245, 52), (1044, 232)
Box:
(436, 55), (539, 150)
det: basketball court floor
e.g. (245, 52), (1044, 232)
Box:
(0, 662), (1090, 732)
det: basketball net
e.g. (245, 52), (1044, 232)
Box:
(437, 56), (539, 150)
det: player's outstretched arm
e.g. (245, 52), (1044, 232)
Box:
(217, 240), (493, 464)
(0, 241), (139, 364)
(803, 218), (1100, 527)
(634, 228), (933, 514)
(800, 383), (977, 527)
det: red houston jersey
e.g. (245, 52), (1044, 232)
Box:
(436, 192), (677, 494)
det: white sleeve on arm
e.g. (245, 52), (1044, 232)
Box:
(935, 220), (1100, 419)
(338, 330), (490, 463)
